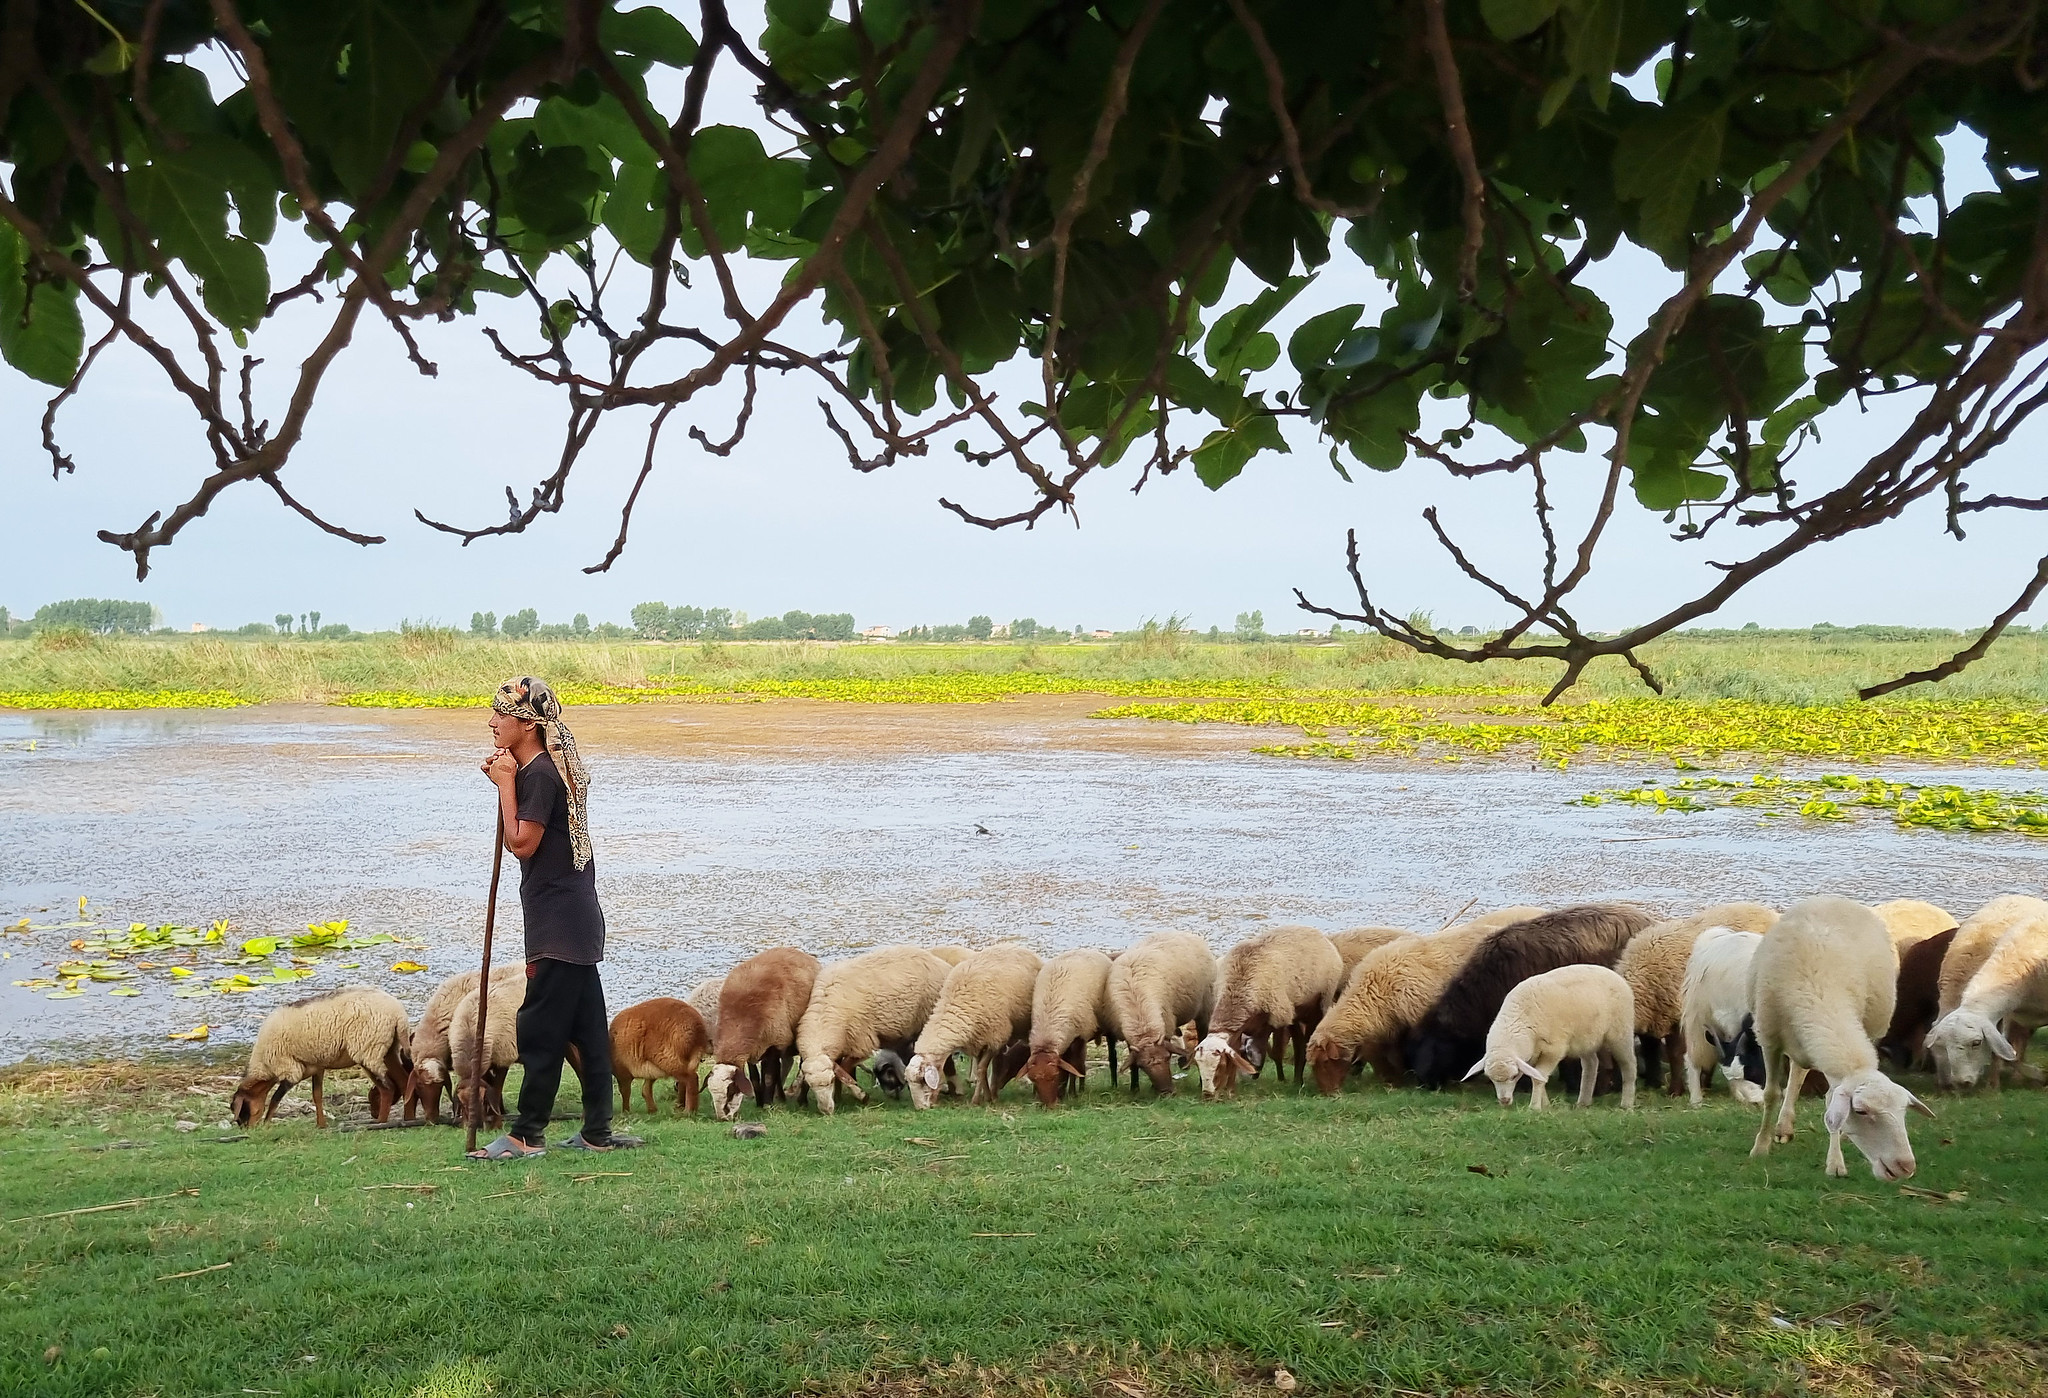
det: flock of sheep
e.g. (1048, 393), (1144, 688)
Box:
(226, 893), (2048, 1181)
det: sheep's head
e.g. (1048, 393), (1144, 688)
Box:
(1463, 1052), (1541, 1106)
(1019, 1048), (1083, 1108)
(1924, 1010), (2015, 1089)
(1194, 1032), (1257, 1100)
(869, 1050), (908, 1099)
(906, 1053), (945, 1110)
(1129, 1039), (1177, 1094)
(800, 1054), (838, 1115)
(1824, 1068), (1933, 1181)
(707, 1063), (747, 1121)
(1306, 1042), (1352, 1096)
(230, 1077), (283, 1126)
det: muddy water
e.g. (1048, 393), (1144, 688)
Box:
(2, 699), (2043, 1062)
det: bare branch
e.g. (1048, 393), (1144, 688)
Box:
(1859, 552), (2048, 699)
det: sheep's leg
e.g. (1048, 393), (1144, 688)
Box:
(1774, 1063), (1804, 1142)
(1660, 1028), (1684, 1097)
(1105, 1036), (1117, 1092)
(1575, 1054), (1601, 1108)
(311, 1072), (327, 1128)
(615, 1072), (633, 1113)
(643, 1078), (658, 1113)
(1294, 1020), (1311, 1085)
(1613, 1034), (1638, 1110)
(1751, 1052), (1788, 1158)
(682, 1063), (701, 1115)
(1824, 1127), (1849, 1177)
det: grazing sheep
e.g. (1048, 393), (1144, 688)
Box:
(1748, 896), (1933, 1180)
(797, 946), (954, 1114)
(1105, 932), (1217, 1094)
(1679, 928), (1767, 1106)
(1873, 899), (1956, 959)
(1616, 903), (1778, 1095)
(686, 976), (725, 1046)
(1879, 927), (1958, 1072)
(706, 948), (821, 1121)
(1463, 964), (1637, 1110)
(1925, 912), (2048, 1089)
(402, 968), (480, 1124)
(233, 987), (412, 1128)
(1019, 948), (1119, 1108)
(1195, 925), (1344, 1098)
(867, 1047), (908, 1099)
(1304, 907), (1544, 1093)
(909, 943), (1043, 1108)
(1328, 926), (1412, 982)
(1931, 895), (2048, 1085)
(611, 997), (712, 1115)
(448, 965), (529, 1129)
(1407, 905), (1654, 1089)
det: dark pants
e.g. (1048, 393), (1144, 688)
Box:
(510, 958), (613, 1147)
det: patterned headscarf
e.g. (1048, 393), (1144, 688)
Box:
(492, 676), (592, 870)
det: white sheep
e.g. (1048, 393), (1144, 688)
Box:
(403, 968), (480, 1123)
(687, 975), (725, 1047)
(1678, 927), (1766, 1106)
(796, 945), (953, 1114)
(448, 964), (529, 1129)
(1462, 963), (1636, 1109)
(908, 943), (1042, 1107)
(1018, 948), (1118, 1107)
(1873, 899), (1955, 959)
(1924, 910), (2048, 1089)
(1105, 931), (1217, 1094)
(231, 986), (412, 1128)
(1747, 897), (1933, 1180)
(1931, 895), (2048, 1085)
(1195, 924), (1344, 1097)
(1615, 902), (1777, 1096)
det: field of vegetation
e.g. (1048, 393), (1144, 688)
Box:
(3, 626), (2047, 709)
(2, 1057), (2043, 1398)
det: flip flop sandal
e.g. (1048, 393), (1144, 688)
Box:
(555, 1131), (644, 1151)
(467, 1134), (545, 1160)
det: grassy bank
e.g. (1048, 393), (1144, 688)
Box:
(4, 629), (2048, 707)
(3, 1060), (2045, 1398)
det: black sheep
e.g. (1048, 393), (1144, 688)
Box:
(1878, 925), (1958, 1070)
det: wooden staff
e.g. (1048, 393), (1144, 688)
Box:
(464, 812), (506, 1156)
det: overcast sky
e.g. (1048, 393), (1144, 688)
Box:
(3, 27), (2043, 637)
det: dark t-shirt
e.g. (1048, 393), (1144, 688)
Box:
(513, 751), (605, 964)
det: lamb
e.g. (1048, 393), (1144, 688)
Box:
(1407, 905), (1654, 1089)
(1018, 948), (1119, 1107)
(1747, 896), (1933, 1179)
(686, 975), (725, 1046)
(1462, 964), (1637, 1110)
(1328, 926), (1412, 982)
(1194, 925), (1344, 1098)
(1616, 902), (1777, 1095)
(1924, 911), (2048, 1089)
(402, 968), (480, 1124)
(610, 997), (712, 1115)
(1931, 895), (2048, 1086)
(232, 987), (412, 1128)
(908, 943), (1043, 1107)
(706, 947), (821, 1120)
(448, 964), (529, 1129)
(796, 945), (954, 1114)
(1678, 927), (1767, 1106)
(1105, 931), (1217, 1094)
(1304, 906), (1544, 1093)
(1873, 899), (1956, 959)
(1878, 926), (1957, 1072)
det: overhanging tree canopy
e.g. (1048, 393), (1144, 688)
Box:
(2, 0), (2044, 697)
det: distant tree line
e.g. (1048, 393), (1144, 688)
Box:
(30, 598), (158, 633)
(628, 604), (854, 642)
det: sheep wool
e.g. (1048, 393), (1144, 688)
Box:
(708, 947), (821, 1120)
(403, 968), (481, 1123)
(1196, 924), (1345, 1098)
(611, 996), (712, 1115)
(1616, 902), (1778, 1095)
(1464, 963), (1636, 1110)
(1328, 926), (1412, 983)
(686, 976), (725, 1047)
(1872, 899), (1956, 959)
(1106, 931), (1217, 1094)
(1677, 927), (1767, 1106)
(796, 946), (954, 1114)
(1924, 910), (2048, 1089)
(1747, 896), (1932, 1180)
(1021, 948), (1117, 1108)
(909, 943), (1043, 1107)
(448, 964), (528, 1127)
(233, 986), (413, 1129)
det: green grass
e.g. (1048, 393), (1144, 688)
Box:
(3, 1060), (2045, 1397)
(4, 628), (2048, 707)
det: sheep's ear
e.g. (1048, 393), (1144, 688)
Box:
(1058, 1059), (1085, 1078)
(1824, 1084), (1853, 1134)
(1514, 1058), (1546, 1084)
(1461, 1060), (1487, 1081)
(1906, 1091), (1937, 1119)
(1986, 1025), (2018, 1061)
(833, 1063), (859, 1086)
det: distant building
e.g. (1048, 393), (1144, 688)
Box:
(1297, 628), (1320, 637)
(991, 623), (1010, 638)
(189, 623), (211, 633)
(1089, 629), (1115, 640)
(860, 625), (895, 641)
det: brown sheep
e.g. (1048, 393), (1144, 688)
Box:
(611, 997), (712, 1115)
(706, 947), (821, 1120)
(1616, 902), (1779, 1096)
(1879, 926), (1957, 1072)
(1328, 926), (1412, 983)
(1195, 925), (1344, 1098)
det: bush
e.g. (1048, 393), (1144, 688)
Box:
(32, 599), (156, 634)
(500, 608), (539, 639)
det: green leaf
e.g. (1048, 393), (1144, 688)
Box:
(1288, 304), (1364, 376)
(1482, 0), (1561, 40)
(1762, 394), (1822, 448)
(603, 6), (700, 66)
(1192, 413), (1288, 488)
(1326, 378), (1425, 472)
(1564, 0), (1625, 110)
(1613, 100), (1725, 254)
(768, 0), (831, 36)
(1205, 275), (1309, 376)
(603, 161), (669, 264)
(196, 235), (271, 331)
(0, 222), (84, 387)
(509, 144), (602, 241)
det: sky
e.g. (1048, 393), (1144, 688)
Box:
(2, 26), (2044, 638)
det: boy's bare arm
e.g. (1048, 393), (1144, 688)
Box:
(482, 749), (544, 858)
